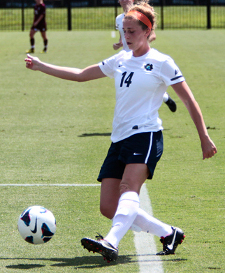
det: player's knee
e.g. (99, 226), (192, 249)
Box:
(100, 206), (115, 219)
(119, 180), (132, 195)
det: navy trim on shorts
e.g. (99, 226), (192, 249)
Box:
(97, 131), (163, 182)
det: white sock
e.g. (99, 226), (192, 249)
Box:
(130, 208), (172, 237)
(163, 92), (169, 103)
(104, 191), (140, 248)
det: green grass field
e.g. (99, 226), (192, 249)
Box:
(0, 30), (224, 272)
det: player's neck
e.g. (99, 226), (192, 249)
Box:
(132, 44), (151, 57)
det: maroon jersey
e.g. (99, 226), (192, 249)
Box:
(31, 3), (47, 31)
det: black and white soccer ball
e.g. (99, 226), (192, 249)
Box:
(18, 206), (56, 244)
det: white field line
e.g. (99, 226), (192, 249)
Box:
(134, 184), (164, 273)
(1, 182), (163, 272)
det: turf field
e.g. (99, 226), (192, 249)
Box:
(0, 30), (224, 272)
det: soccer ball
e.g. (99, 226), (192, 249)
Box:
(18, 205), (56, 244)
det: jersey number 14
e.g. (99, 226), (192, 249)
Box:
(120, 72), (134, 87)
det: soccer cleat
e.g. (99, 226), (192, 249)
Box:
(81, 234), (118, 262)
(156, 227), (185, 255)
(165, 96), (177, 112)
(40, 48), (47, 53)
(26, 48), (34, 53)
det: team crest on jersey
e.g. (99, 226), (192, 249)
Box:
(145, 63), (153, 71)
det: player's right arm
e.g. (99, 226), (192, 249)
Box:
(25, 54), (106, 82)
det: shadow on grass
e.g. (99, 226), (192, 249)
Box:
(2, 254), (187, 270)
(77, 129), (175, 138)
(78, 132), (111, 137)
(6, 264), (45, 270)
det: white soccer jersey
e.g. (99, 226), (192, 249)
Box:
(115, 13), (130, 52)
(99, 48), (185, 143)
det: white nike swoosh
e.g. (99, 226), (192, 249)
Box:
(133, 153), (142, 155)
(167, 229), (177, 250)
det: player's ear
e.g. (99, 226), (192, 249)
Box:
(145, 28), (151, 38)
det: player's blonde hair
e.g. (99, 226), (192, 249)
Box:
(125, 1), (156, 31)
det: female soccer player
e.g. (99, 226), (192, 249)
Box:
(26, 0), (48, 53)
(113, 0), (177, 112)
(25, 1), (217, 262)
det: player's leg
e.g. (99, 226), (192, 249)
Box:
(100, 178), (121, 220)
(131, 208), (185, 254)
(100, 176), (173, 243)
(81, 132), (184, 259)
(81, 164), (148, 261)
(131, 207), (173, 236)
(81, 178), (121, 262)
(40, 31), (48, 53)
(104, 163), (148, 248)
(123, 131), (184, 254)
(100, 171), (185, 256)
(98, 141), (126, 219)
(163, 92), (177, 112)
(26, 29), (36, 53)
(82, 133), (152, 260)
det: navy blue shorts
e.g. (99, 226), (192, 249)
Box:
(97, 131), (163, 181)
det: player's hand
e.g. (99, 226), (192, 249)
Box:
(113, 42), (123, 50)
(25, 54), (40, 70)
(201, 137), (217, 160)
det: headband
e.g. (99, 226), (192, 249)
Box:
(126, 10), (152, 30)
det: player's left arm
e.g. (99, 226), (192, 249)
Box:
(172, 81), (217, 159)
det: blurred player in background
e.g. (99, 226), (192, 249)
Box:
(26, 0), (48, 53)
(113, 0), (177, 112)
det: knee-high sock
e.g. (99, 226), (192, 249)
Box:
(130, 207), (172, 237)
(44, 39), (48, 49)
(104, 191), (139, 248)
(30, 38), (35, 48)
(163, 92), (169, 102)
